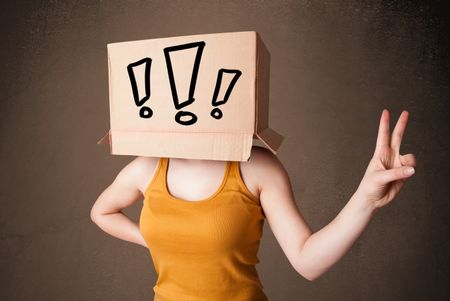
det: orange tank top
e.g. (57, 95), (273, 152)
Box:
(139, 157), (269, 301)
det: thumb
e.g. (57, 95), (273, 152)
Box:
(375, 166), (415, 185)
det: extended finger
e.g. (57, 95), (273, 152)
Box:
(374, 109), (390, 156)
(400, 153), (416, 168)
(391, 110), (409, 153)
(374, 165), (415, 185)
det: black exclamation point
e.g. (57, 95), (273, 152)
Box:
(164, 41), (205, 126)
(210, 69), (242, 119)
(127, 57), (153, 118)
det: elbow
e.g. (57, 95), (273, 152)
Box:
(297, 269), (321, 282)
(90, 207), (99, 224)
(301, 273), (321, 282)
(295, 264), (323, 282)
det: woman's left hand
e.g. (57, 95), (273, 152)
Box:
(356, 109), (417, 211)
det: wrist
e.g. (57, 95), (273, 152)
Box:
(351, 189), (379, 217)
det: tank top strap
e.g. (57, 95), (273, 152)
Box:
(144, 157), (167, 196)
(227, 161), (240, 182)
(217, 160), (232, 189)
(159, 157), (168, 171)
(226, 161), (260, 203)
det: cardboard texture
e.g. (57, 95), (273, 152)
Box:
(98, 31), (284, 161)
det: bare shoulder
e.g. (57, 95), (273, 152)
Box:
(246, 146), (287, 176)
(241, 146), (290, 196)
(116, 156), (160, 195)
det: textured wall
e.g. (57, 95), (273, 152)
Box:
(1, 1), (449, 300)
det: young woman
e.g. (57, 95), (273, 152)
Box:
(90, 109), (416, 300)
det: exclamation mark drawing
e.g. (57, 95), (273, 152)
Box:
(210, 69), (242, 119)
(164, 41), (205, 126)
(127, 57), (153, 118)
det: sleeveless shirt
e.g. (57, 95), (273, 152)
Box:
(139, 157), (269, 301)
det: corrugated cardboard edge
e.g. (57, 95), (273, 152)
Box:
(97, 45), (114, 154)
(97, 130), (112, 153)
(97, 129), (253, 161)
(254, 32), (284, 155)
(254, 128), (284, 153)
(97, 130), (110, 144)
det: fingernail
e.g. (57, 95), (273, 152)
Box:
(404, 167), (415, 175)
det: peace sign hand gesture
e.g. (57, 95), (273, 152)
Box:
(356, 109), (417, 212)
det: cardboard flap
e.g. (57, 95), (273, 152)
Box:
(97, 130), (111, 145)
(98, 129), (253, 161)
(255, 128), (284, 154)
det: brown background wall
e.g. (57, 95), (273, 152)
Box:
(1, 1), (449, 300)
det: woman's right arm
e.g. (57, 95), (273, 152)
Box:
(90, 157), (154, 248)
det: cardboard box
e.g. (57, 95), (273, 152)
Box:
(97, 31), (283, 161)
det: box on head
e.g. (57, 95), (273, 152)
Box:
(98, 31), (283, 161)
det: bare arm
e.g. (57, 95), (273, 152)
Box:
(294, 190), (375, 280)
(262, 161), (374, 281)
(90, 157), (157, 248)
(257, 109), (416, 281)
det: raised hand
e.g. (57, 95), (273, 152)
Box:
(356, 109), (417, 211)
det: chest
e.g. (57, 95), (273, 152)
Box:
(166, 166), (228, 202)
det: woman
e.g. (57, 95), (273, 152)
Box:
(90, 109), (416, 300)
